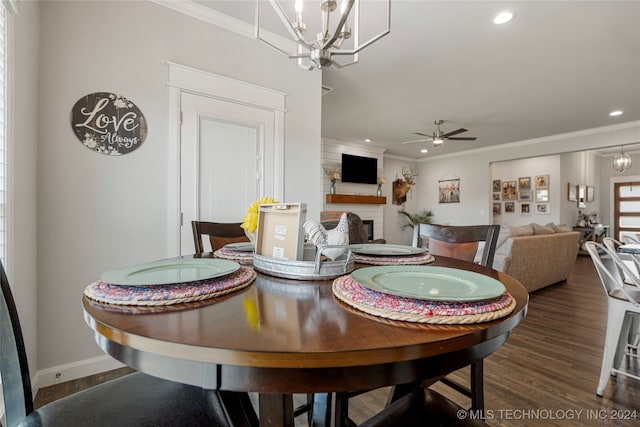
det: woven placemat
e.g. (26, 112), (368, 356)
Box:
(214, 247), (254, 265)
(354, 252), (435, 266)
(332, 275), (515, 324)
(85, 266), (256, 306)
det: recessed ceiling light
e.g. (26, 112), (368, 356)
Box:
(421, 149), (428, 153)
(493, 11), (515, 25)
(365, 138), (371, 143)
(610, 110), (623, 117)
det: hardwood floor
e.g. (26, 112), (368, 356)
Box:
(36, 256), (639, 425)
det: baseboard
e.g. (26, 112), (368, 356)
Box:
(32, 355), (126, 394)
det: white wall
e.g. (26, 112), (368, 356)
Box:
(10, 0), (40, 376)
(34, 1), (320, 379)
(416, 123), (640, 227)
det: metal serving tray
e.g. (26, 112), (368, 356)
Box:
(253, 244), (354, 280)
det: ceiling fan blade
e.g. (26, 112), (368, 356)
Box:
(447, 137), (477, 141)
(442, 128), (468, 138)
(401, 138), (431, 145)
(413, 132), (432, 138)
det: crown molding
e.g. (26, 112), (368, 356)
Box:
(419, 120), (640, 162)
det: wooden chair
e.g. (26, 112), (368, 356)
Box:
(0, 260), (235, 427)
(412, 223), (500, 268)
(191, 220), (249, 254)
(411, 223), (501, 413)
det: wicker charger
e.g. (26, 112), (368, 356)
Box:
(354, 252), (435, 266)
(214, 247), (254, 265)
(85, 266), (256, 306)
(332, 274), (515, 325)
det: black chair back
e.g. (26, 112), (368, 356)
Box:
(1, 260), (34, 426)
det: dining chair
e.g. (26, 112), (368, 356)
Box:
(410, 222), (501, 413)
(320, 211), (386, 244)
(585, 241), (640, 396)
(603, 236), (640, 287)
(191, 220), (249, 254)
(0, 261), (235, 427)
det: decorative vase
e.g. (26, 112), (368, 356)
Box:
(330, 181), (336, 194)
(244, 229), (257, 246)
(376, 185), (382, 197)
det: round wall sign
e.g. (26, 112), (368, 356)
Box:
(70, 92), (147, 155)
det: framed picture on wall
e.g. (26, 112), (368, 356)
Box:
(492, 180), (501, 192)
(587, 186), (595, 202)
(578, 185), (586, 208)
(567, 183), (577, 201)
(438, 179), (460, 203)
(535, 188), (549, 202)
(502, 181), (517, 201)
(520, 203), (531, 215)
(535, 175), (549, 189)
(493, 192), (501, 201)
(536, 203), (550, 214)
(518, 177), (531, 191)
(493, 203), (501, 215)
(505, 201), (515, 213)
(519, 191), (531, 201)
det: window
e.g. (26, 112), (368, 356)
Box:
(614, 182), (640, 240)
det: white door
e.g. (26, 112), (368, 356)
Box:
(180, 92), (277, 254)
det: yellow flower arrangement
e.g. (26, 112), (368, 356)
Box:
(377, 177), (386, 185)
(240, 196), (278, 233)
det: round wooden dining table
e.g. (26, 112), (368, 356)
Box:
(83, 255), (528, 426)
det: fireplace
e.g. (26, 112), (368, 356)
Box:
(362, 220), (374, 241)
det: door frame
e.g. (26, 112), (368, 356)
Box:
(610, 175), (640, 239)
(166, 62), (286, 255)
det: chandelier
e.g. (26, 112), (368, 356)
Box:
(613, 146), (632, 172)
(255, 0), (391, 70)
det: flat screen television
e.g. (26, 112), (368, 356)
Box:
(341, 153), (377, 184)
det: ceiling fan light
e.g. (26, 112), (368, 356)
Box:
(433, 137), (444, 146)
(613, 148), (632, 172)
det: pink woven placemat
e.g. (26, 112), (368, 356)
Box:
(332, 274), (515, 324)
(354, 252), (435, 265)
(85, 266), (256, 306)
(214, 247), (254, 265)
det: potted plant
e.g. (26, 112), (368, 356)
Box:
(398, 209), (434, 230)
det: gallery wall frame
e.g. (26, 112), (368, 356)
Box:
(587, 186), (595, 202)
(567, 183), (577, 201)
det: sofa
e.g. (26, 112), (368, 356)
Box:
(491, 223), (580, 293)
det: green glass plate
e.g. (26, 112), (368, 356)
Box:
(100, 258), (240, 286)
(350, 266), (505, 301)
(224, 242), (254, 252)
(348, 244), (426, 256)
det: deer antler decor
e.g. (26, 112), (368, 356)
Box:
(392, 166), (419, 205)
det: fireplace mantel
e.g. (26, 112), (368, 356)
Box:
(325, 194), (386, 205)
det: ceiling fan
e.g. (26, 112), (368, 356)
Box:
(402, 120), (477, 146)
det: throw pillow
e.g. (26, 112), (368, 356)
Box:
(531, 223), (555, 235)
(495, 224), (533, 249)
(428, 238), (478, 262)
(549, 223), (572, 233)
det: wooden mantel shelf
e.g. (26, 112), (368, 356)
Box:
(326, 194), (387, 205)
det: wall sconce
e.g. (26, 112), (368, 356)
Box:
(613, 146), (632, 172)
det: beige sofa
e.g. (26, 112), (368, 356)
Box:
(491, 223), (580, 293)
